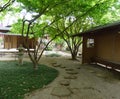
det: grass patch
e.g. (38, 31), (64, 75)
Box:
(0, 61), (58, 99)
(46, 53), (61, 57)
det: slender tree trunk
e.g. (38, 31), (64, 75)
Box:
(71, 52), (77, 60)
(33, 61), (38, 70)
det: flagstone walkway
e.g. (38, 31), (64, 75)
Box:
(24, 56), (120, 99)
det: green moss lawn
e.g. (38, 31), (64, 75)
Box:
(0, 61), (58, 99)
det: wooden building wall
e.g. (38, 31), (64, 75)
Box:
(82, 36), (96, 64)
(4, 35), (17, 49)
(95, 32), (120, 62)
(82, 32), (120, 64)
(17, 36), (37, 49)
(4, 35), (37, 49)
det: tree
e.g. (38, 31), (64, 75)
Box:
(48, 0), (118, 60)
(12, 0), (73, 69)
(50, 17), (92, 60)
(11, 0), (120, 68)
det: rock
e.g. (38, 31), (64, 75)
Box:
(66, 71), (78, 74)
(69, 88), (80, 94)
(59, 80), (70, 86)
(64, 75), (77, 79)
(89, 70), (96, 73)
(96, 73), (107, 78)
(51, 87), (71, 97)
(53, 64), (61, 67)
(65, 68), (74, 71)
(77, 67), (81, 69)
(51, 62), (57, 65)
(60, 66), (66, 68)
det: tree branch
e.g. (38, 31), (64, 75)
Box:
(0, 0), (15, 12)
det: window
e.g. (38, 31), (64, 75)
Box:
(87, 38), (94, 48)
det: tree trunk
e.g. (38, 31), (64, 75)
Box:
(71, 53), (77, 60)
(33, 61), (38, 70)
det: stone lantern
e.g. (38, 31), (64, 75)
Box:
(17, 44), (25, 65)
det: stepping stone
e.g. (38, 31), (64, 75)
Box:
(76, 67), (81, 69)
(53, 64), (61, 67)
(60, 66), (66, 68)
(66, 71), (78, 75)
(51, 62), (57, 65)
(69, 88), (79, 94)
(65, 68), (74, 71)
(59, 80), (70, 86)
(96, 73), (107, 78)
(51, 87), (71, 97)
(89, 70), (96, 73)
(64, 75), (77, 79)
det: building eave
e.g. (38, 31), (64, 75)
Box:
(73, 21), (120, 37)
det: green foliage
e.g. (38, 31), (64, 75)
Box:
(11, 19), (24, 34)
(11, 0), (120, 37)
(0, 12), (6, 20)
(0, 0), (22, 27)
(10, 0), (120, 60)
(97, 0), (120, 25)
(11, 19), (44, 38)
(45, 46), (52, 51)
(0, 61), (58, 99)
(0, 0), (15, 20)
(87, 0), (120, 26)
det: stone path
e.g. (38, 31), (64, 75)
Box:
(24, 56), (120, 99)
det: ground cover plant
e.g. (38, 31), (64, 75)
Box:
(45, 53), (61, 57)
(0, 61), (58, 99)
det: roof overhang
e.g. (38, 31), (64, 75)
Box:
(73, 21), (120, 37)
(0, 33), (21, 36)
(0, 27), (10, 33)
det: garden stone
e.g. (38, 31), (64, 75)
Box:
(51, 62), (57, 65)
(17, 44), (25, 65)
(77, 67), (81, 69)
(66, 71), (78, 75)
(65, 68), (74, 71)
(60, 66), (66, 68)
(89, 70), (96, 73)
(64, 75), (77, 79)
(59, 80), (70, 86)
(69, 88), (80, 94)
(53, 64), (61, 67)
(96, 73), (107, 78)
(51, 86), (71, 97)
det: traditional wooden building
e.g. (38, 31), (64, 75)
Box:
(0, 27), (37, 49)
(3, 34), (37, 49)
(73, 22), (120, 70)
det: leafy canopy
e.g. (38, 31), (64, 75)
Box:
(11, 0), (120, 36)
